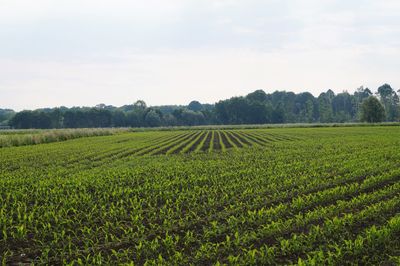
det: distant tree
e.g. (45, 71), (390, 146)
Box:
(163, 113), (178, 126)
(144, 109), (162, 127)
(318, 92), (334, 123)
(377, 84), (399, 121)
(200, 109), (217, 124)
(326, 89), (336, 100)
(131, 100), (148, 125)
(0, 109), (15, 126)
(95, 103), (107, 109)
(246, 90), (268, 103)
(271, 102), (285, 123)
(354, 86), (372, 103)
(360, 96), (386, 123)
(119, 104), (135, 112)
(247, 101), (270, 124)
(63, 110), (77, 128)
(188, 101), (203, 112)
(9, 111), (33, 128)
(214, 101), (229, 124)
(200, 103), (214, 111)
(180, 109), (205, 126)
(134, 100), (147, 110)
(49, 108), (62, 128)
(83, 108), (112, 127)
(270, 91), (296, 122)
(224, 97), (251, 124)
(354, 86), (372, 120)
(294, 92), (317, 123)
(377, 84), (394, 99)
(215, 94), (273, 125)
(7, 84), (400, 128)
(36, 112), (52, 129)
(112, 110), (127, 127)
(9, 110), (52, 129)
(126, 111), (142, 127)
(332, 92), (356, 122)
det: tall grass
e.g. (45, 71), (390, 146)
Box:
(0, 128), (130, 148)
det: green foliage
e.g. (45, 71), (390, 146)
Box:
(188, 101), (203, 112)
(0, 128), (129, 148)
(377, 84), (400, 121)
(0, 109), (15, 126)
(6, 84), (400, 129)
(360, 97), (386, 123)
(144, 109), (162, 127)
(1, 126), (400, 264)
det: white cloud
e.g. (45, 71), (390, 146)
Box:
(0, 0), (187, 25)
(0, 0), (399, 110)
(2, 44), (399, 110)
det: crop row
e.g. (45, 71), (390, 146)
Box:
(0, 130), (299, 174)
(141, 130), (298, 156)
(1, 126), (400, 264)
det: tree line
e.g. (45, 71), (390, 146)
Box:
(5, 84), (400, 129)
(0, 109), (14, 128)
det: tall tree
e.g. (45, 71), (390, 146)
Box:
(318, 91), (334, 123)
(332, 92), (356, 122)
(0, 109), (15, 126)
(360, 96), (386, 123)
(377, 84), (399, 121)
(246, 90), (268, 103)
(144, 109), (162, 127)
(188, 101), (203, 112)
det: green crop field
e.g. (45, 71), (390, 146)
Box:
(1, 126), (400, 265)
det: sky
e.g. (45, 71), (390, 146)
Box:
(1, 0), (399, 111)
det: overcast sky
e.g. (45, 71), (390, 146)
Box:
(1, 0), (399, 110)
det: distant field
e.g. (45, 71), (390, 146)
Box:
(1, 126), (400, 265)
(0, 128), (130, 148)
(1, 122), (399, 148)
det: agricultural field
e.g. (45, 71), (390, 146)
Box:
(0, 128), (131, 148)
(1, 126), (400, 265)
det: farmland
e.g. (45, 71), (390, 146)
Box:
(1, 126), (400, 265)
(0, 128), (131, 148)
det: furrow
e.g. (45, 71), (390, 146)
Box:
(212, 131), (222, 151)
(166, 131), (203, 155)
(219, 131), (234, 149)
(239, 132), (267, 146)
(182, 131), (208, 154)
(225, 131), (243, 148)
(137, 132), (194, 156)
(201, 131), (212, 152)
(196, 131), (211, 152)
(229, 131), (252, 146)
